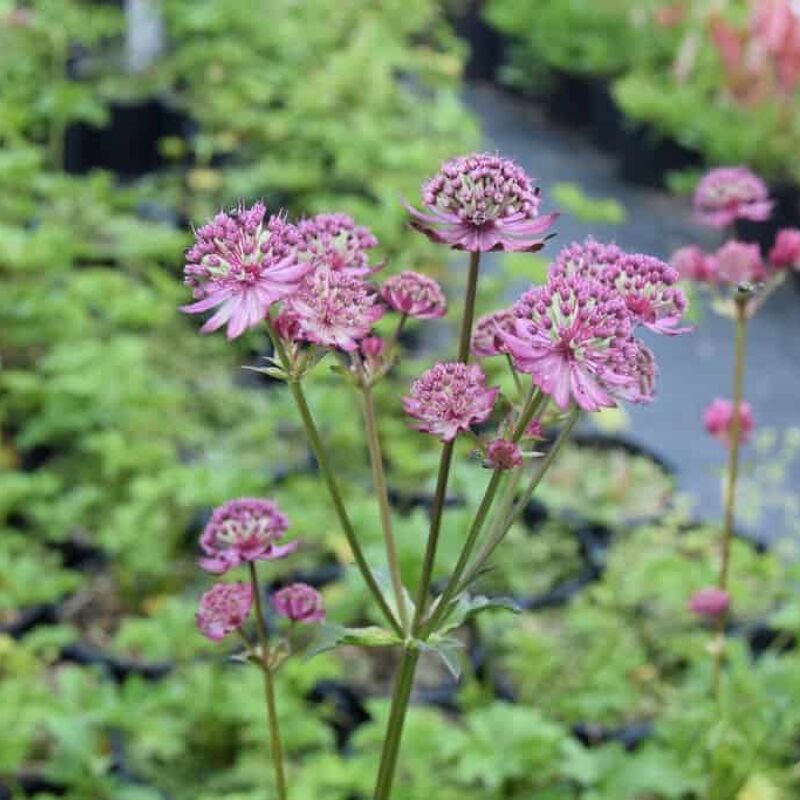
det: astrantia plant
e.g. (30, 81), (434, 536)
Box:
(181, 153), (690, 799)
(672, 165), (799, 695)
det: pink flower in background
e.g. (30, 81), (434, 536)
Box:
(503, 274), (636, 412)
(525, 419), (545, 439)
(670, 245), (717, 283)
(199, 498), (297, 574)
(471, 309), (517, 358)
(197, 582), (253, 641)
(360, 336), (385, 358)
(693, 167), (773, 228)
(752, 0), (800, 93)
(485, 438), (523, 470)
(297, 213), (379, 275)
(381, 271), (447, 319)
(688, 587), (730, 619)
(714, 240), (766, 285)
(182, 202), (312, 339)
(703, 398), (755, 445)
(283, 269), (384, 351)
(405, 153), (558, 252)
(403, 362), (499, 442)
(769, 227), (800, 269)
(272, 583), (326, 623)
(552, 239), (690, 335)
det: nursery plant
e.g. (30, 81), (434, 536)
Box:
(181, 152), (692, 798)
(671, 165), (800, 691)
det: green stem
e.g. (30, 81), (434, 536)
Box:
(265, 318), (402, 637)
(373, 250), (482, 800)
(360, 382), (409, 632)
(248, 564), (288, 800)
(457, 407), (581, 594)
(422, 389), (545, 636)
(713, 297), (748, 696)
(372, 648), (419, 799)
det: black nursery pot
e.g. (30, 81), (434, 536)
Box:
(587, 79), (624, 153)
(543, 69), (595, 128)
(447, 0), (508, 82)
(64, 100), (190, 177)
(617, 123), (701, 188)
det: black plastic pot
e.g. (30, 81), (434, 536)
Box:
(46, 536), (108, 571)
(59, 641), (174, 683)
(64, 100), (189, 177)
(587, 79), (624, 153)
(617, 124), (701, 188)
(0, 602), (60, 639)
(306, 680), (371, 752)
(448, 0), (508, 82)
(572, 720), (653, 751)
(544, 70), (595, 128)
(387, 487), (464, 516)
(0, 772), (67, 799)
(517, 566), (600, 612)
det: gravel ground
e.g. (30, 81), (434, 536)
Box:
(465, 84), (800, 543)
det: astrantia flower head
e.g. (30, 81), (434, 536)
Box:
(406, 153), (557, 252)
(182, 202), (311, 339)
(688, 587), (730, 619)
(485, 438), (523, 470)
(199, 498), (297, 574)
(381, 271), (447, 319)
(403, 362), (499, 442)
(703, 398), (755, 445)
(197, 582), (253, 642)
(671, 245), (717, 283)
(693, 167), (773, 228)
(552, 239), (690, 335)
(272, 583), (326, 623)
(283, 269), (384, 351)
(714, 240), (766, 285)
(504, 274), (637, 412)
(769, 227), (800, 270)
(604, 338), (658, 405)
(471, 308), (517, 358)
(297, 213), (379, 276)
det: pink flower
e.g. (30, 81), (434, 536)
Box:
(360, 336), (385, 358)
(693, 167), (773, 228)
(769, 227), (800, 269)
(405, 153), (558, 252)
(703, 398), (755, 445)
(182, 202), (312, 339)
(403, 362), (499, 442)
(297, 213), (379, 276)
(283, 269), (384, 351)
(552, 239), (691, 335)
(688, 587), (730, 619)
(670, 245), (717, 283)
(381, 271), (447, 319)
(485, 438), (523, 470)
(197, 582), (253, 642)
(271, 583), (326, 623)
(199, 498), (297, 575)
(714, 240), (766, 285)
(503, 274), (638, 412)
(471, 309), (517, 358)
(604, 338), (658, 405)
(525, 419), (544, 439)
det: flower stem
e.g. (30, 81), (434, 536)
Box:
(248, 564), (288, 800)
(265, 318), (402, 637)
(360, 382), (409, 632)
(372, 647), (420, 800)
(457, 407), (581, 594)
(372, 250), (482, 800)
(713, 296), (748, 696)
(422, 389), (546, 636)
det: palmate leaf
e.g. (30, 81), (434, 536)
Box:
(437, 593), (521, 636)
(307, 624), (402, 659)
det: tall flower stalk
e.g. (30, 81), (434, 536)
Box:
(180, 153), (691, 800)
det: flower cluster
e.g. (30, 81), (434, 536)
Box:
(405, 153), (557, 252)
(182, 202), (311, 339)
(279, 268), (384, 351)
(195, 497), (324, 643)
(693, 167), (772, 228)
(471, 309), (517, 358)
(199, 498), (297, 574)
(403, 362), (498, 442)
(297, 213), (379, 275)
(703, 398), (755, 446)
(381, 271), (447, 319)
(688, 587), (731, 619)
(485, 438), (523, 470)
(769, 227), (800, 269)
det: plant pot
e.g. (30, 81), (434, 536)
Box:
(588, 79), (624, 153)
(0, 602), (60, 639)
(617, 124), (701, 188)
(448, 0), (508, 82)
(571, 720), (652, 751)
(544, 70), (595, 127)
(59, 641), (174, 683)
(306, 679), (371, 752)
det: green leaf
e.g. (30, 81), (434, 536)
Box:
(371, 567), (415, 622)
(438, 593), (521, 635)
(307, 624), (402, 659)
(422, 636), (464, 681)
